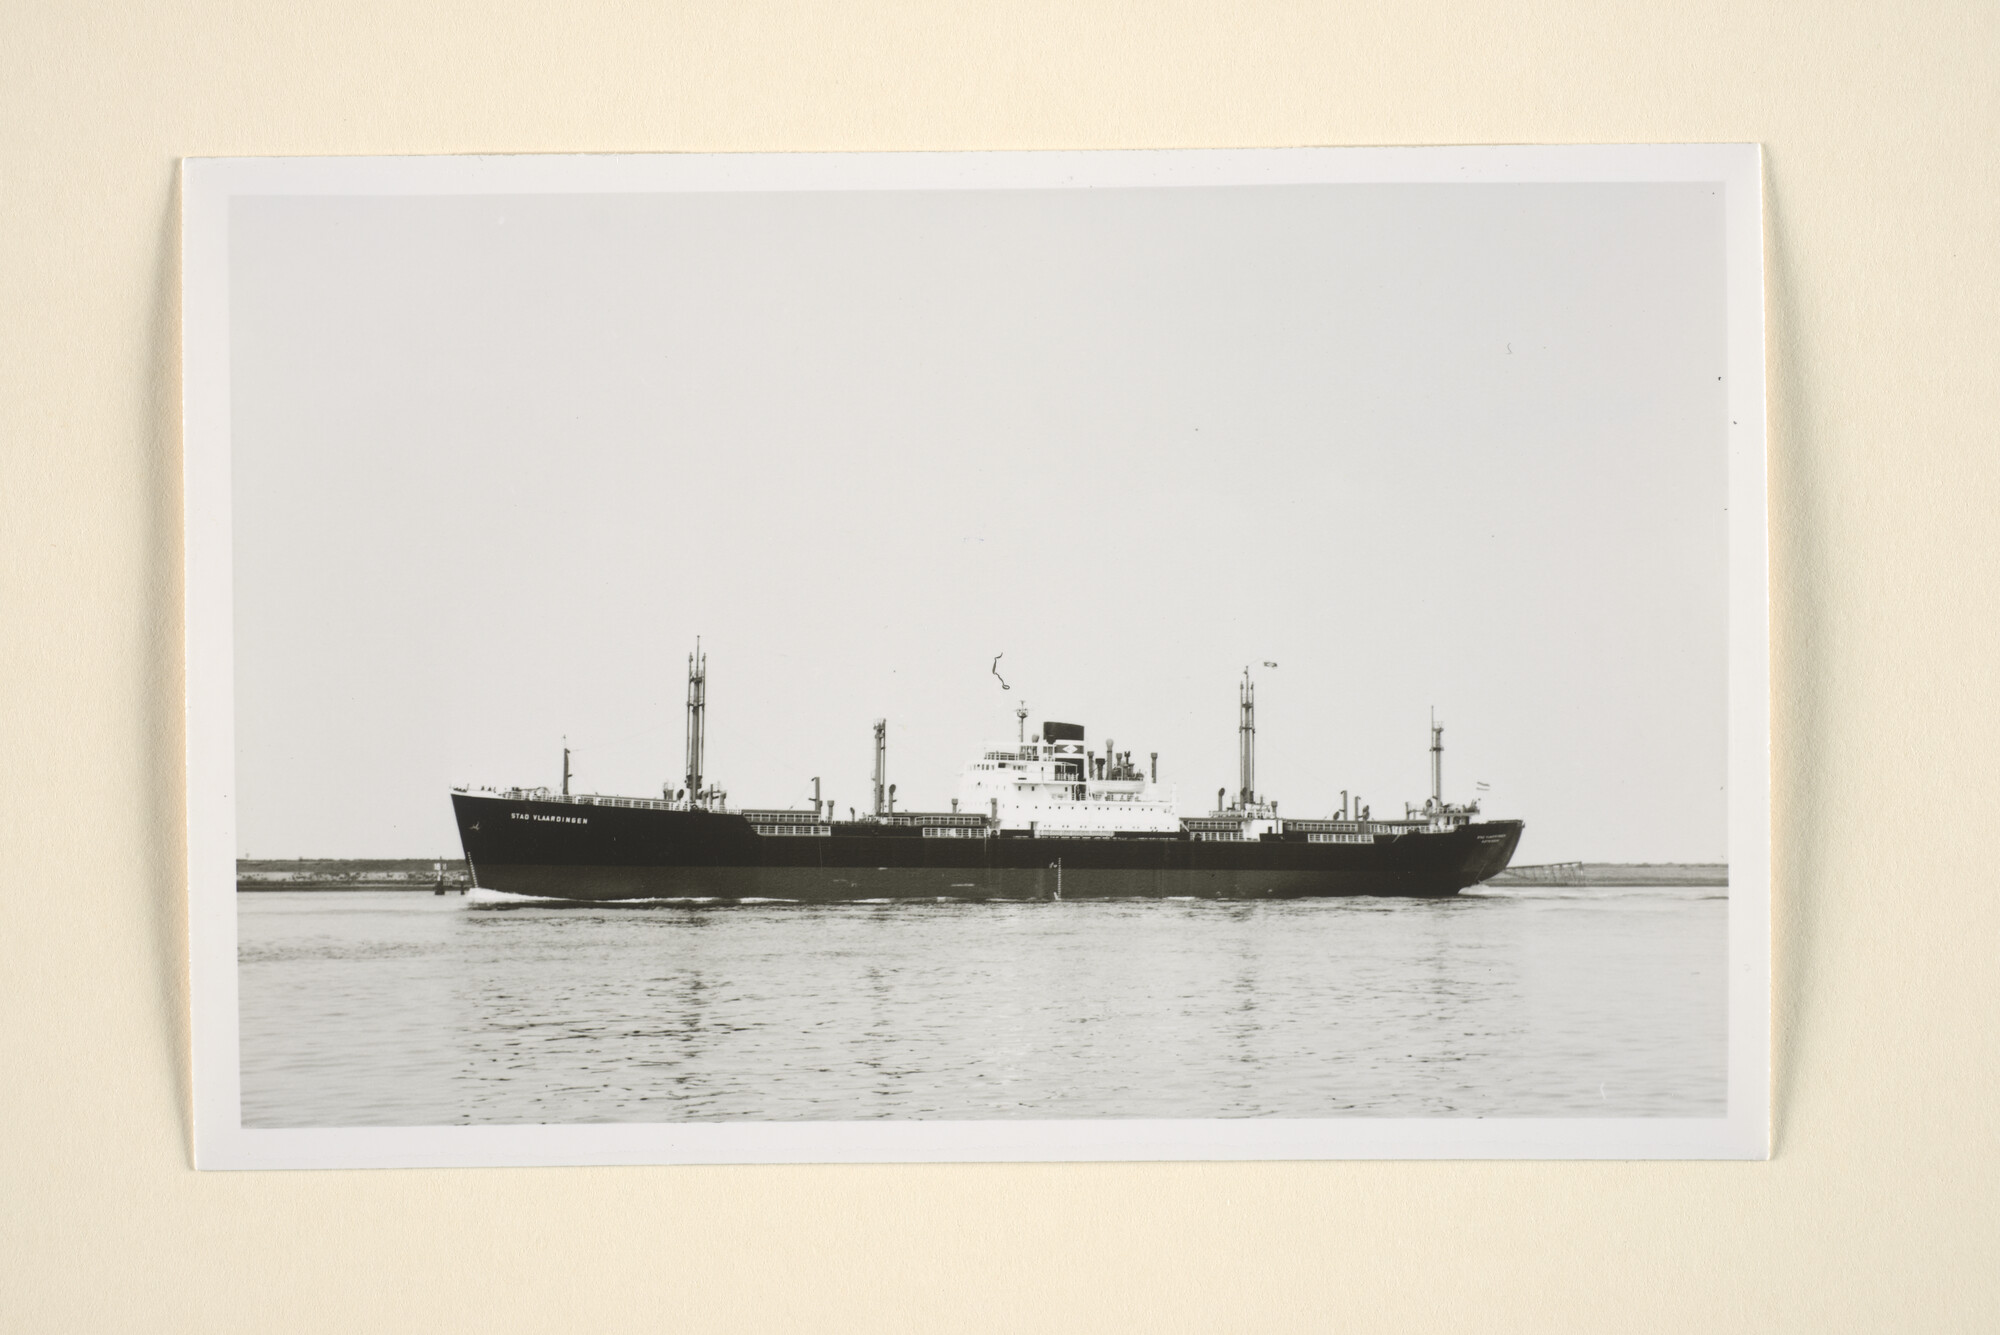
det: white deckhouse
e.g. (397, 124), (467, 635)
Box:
(957, 723), (1179, 837)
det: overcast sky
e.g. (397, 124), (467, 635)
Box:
(231, 180), (1728, 862)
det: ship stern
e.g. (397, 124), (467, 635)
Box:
(1464, 819), (1525, 886)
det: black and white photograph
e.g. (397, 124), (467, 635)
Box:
(184, 146), (1769, 1166)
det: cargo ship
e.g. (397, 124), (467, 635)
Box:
(450, 647), (1523, 901)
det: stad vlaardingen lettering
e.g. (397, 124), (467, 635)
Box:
(450, 649), (1523, 902)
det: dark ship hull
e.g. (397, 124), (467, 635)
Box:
(451, 792), (1524, 902)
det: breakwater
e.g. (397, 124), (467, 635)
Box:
(1484, 862), (1727, 887)
(238, 858), (470, 891)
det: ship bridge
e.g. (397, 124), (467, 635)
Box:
(958, 720), (1180, 836)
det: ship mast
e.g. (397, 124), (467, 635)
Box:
(1238, 667), (1256, 808)
(872, 718), (887, 817)
(1430, 709), (1444, 805)
(685, 638), (706, 805)
(562, 742), (570, 798)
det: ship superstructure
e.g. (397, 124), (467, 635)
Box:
(449, 650), (1522, 901)
(957, 720), (1180, 838)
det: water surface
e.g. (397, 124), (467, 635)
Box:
(238, 886), (1727, 1125)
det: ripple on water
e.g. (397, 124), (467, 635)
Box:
(236, 888), (1728, 1127)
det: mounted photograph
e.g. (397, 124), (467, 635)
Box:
(183, 146), (1769, 1166)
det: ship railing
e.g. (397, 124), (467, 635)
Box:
(1376, 820), (1454, 836)
(495, 789), (707, 813)
(981, 742), (1086, 760)
(870, 812), (991, 828)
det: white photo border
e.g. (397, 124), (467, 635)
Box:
(184, 145), (1769, 1169)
